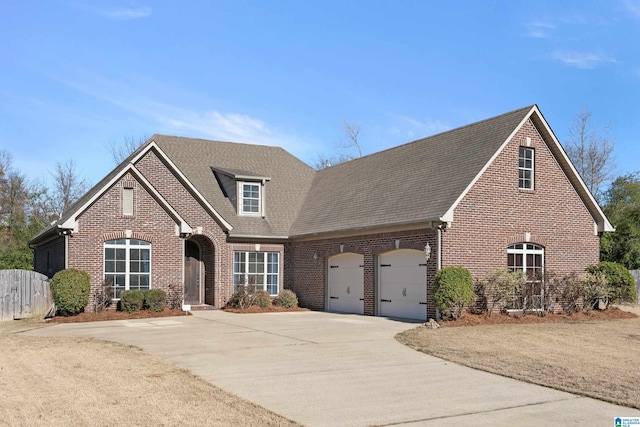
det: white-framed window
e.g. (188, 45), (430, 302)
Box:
(519, 147), (534, 190)
(233, 251), (279, 295)
(240, 183), (261, 215)
(507, 243), (544, 310)
(122, 187), (134, 216)
(104, 239), (151, 299)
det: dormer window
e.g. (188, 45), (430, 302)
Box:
(240, 182), (261, 216)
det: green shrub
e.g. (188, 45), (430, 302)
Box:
(433, 266), (475, 319)
(586, 262), (637, 304)
(254, 290), (272, 308)
(51, 268), (91, 316)
(477, 268), (522, 316)
(144, 289), (166, 312)
(120, 290), (145, 313)
(274, 289), (298, 308)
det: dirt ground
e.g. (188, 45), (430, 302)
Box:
(0, 318), (300, 426)
(397, 305), (640, 409)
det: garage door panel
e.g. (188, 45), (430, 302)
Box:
(378, 250), (427, 321)
(328, 253), (364, 315)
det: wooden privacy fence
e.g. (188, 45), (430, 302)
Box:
(629, 270), (640, 304)
(0, 270), (52, 322)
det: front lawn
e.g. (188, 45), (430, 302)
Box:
(396, 306), (640, 409)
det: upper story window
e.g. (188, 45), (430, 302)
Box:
(240, 182), (261, 216)
(519, 147), (534, 190)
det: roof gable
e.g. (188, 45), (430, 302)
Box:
(289, 106), (536, 237)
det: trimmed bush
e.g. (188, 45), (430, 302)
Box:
(586, 262), (637, 304)
(254, 290), (272, 308)
(120, 290), (145, 313)
(433, 266), (475, 319)
(274, 289), (298, 308)
(144, 289), (166, 312)
(51, 268), (91, 316)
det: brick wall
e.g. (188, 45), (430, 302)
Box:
(68, 172), (183, 310)
(135, 150), (233, 308)
(286, 229), (437, 316)
(443, 118), (599, 281)
(33, 235), (65, 278)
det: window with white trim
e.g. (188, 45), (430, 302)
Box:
(240, 183), (261, 215)
(104, 239), (151, 298)
(507, 243), (543, 310)
(233, 251), (279, 295)
(122, 187), (134, 216)
(519, 147), (534, 189)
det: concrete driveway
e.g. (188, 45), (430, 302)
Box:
(28, 311), (640, 426)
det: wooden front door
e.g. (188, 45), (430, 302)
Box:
(184, 241), (201, 305)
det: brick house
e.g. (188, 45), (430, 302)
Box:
(30, 105), (612, 320)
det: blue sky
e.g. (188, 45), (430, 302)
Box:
(2, 1), (640, 187)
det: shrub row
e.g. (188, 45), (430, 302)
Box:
(120, 289), (167, 313)
(225, 286), (298, 309)
(434, 261), (637, 319)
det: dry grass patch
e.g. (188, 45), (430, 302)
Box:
(0, 319), (300, 426)
(396, 307), (640, 409)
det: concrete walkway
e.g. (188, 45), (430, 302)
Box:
(28, 311), (640, 426)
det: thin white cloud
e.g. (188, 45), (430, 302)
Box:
(623, 0), (640, 18)
(549, 51), (617, 69)
(392, 115), (450, 139)
(523, 21), (556, 38)
(164, 110), (276, 145)
(98, 6), (152, 20)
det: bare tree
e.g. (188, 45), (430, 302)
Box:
(339, 121), (363, 159)
(49, 159), (88, 218)
(106, 135), (148, 165)
(314, 122), (363, 170)
(565, 107), (616, 203)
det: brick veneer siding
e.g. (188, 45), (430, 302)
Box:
(135, 150), (234, 308)
(33, 235), (65, 278)
(443, 119), (599, 288)
(286, 229), (437, 317)
(68, 173), (184, 311)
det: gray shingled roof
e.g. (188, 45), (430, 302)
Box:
(35, 104), (611, 245)
(152, 135), (316, 237)
(289, 105), (533, 237)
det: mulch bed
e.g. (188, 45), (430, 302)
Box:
(222, 306), (309, 314)
(440, 306), (637, 327)
(48, 308), (190, 323)
(47, 305), (309, 323)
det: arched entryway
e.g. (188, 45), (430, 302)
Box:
(184, 240), (202, 305)
(184, 236), (216, 306)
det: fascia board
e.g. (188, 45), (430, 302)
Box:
(441, 107), (535, 224)
(530, 106), (614, 232)
(60, 163), (193, 235)
(134, 141), (234, 231)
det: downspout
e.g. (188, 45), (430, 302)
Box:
(437, 227), (442, 271)
(64, 233), (69, 269)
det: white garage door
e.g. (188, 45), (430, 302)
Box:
(328, 253), (364, 315)
(378, 250), (427, 320)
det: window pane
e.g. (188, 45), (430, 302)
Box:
(105, 261), (115, 273)
(116, 261), (126, 272)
